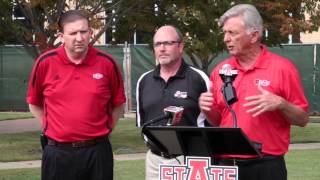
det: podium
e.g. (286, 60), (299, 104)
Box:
(143, 126), (262, 157)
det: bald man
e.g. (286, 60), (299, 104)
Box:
(136, 25), (210, 180)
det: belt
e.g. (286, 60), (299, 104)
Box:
(150, 149), (178, 159)
(47, 135), (108, 148)
(217, 155), (284, 166)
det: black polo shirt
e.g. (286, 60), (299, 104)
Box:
(136, 60), (210, 127)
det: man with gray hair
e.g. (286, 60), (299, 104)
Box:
(199, 4), (309, 180)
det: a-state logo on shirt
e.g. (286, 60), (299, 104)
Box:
(92, 73), (103, 80)
(174, 91), (187, 98)
(255, 79), (270, 87)
(160, 156), (238, 180)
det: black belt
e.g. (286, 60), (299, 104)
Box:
(217, 155), (284, 166)
(150, 149), (179, 159)
(47, 135), (108, 148)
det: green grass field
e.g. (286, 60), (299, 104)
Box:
(0, 149), (319, 180)
(0, 118), (319, 162)
(0, 160), (145, 180)
(0, 113), (319, 179)
(0, 112), (33, 121)
(290, 123), (320, 143)
(286, 149), (320, 180)
(0, 119), (147, 162)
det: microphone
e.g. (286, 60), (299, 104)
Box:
(140, 106), (184, 157)
(219, 64), (238, 127)
(219, 64), (238, 105)
(164, 106), (184, 126)
(142, 106), (184, 128)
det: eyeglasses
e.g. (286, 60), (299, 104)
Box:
(153, 41), (181, 47)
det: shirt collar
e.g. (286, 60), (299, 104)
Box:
(153, 59), (188, 79)
(230, 44), (269, 71)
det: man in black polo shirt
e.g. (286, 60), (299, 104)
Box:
(136, 25), (210, 180)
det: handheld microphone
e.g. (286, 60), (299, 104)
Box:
(219, 64), (238, 105)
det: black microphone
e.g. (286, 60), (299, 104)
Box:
(219, 64), (238, 127)
(219, 64), (238, 105)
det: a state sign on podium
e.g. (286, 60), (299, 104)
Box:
(143, 126), (262, 180)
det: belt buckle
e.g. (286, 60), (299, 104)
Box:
(161, 152), (175, 159)
(160, 152), (166, 158)
(72, 141), (86, 148)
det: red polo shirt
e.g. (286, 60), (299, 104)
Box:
(26, 45), (126, 142)
(210, 45), (309, 156)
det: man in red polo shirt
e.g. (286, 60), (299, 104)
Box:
(26, 10), (125, 180)
(199, 4), (309, 180)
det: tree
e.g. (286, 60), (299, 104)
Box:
(115, 0), (244, 73)
(114, 0), (320, 73)
(0, 0), (143, 59)
(0, 0), (15, 45)
(1, 0), (319, 67)
(254, 0), (320, 44)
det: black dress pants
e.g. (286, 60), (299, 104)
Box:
(41, 138), (113, 180)
(218, 156), (287, 180)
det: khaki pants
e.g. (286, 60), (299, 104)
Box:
(145, 150), (184, 180)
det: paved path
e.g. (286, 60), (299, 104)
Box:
(0, 115), (135, 134)
(0, 118), (41, 134)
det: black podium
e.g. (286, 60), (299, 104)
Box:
(143, 126), (262, 157)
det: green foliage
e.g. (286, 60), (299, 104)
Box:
(114, 0), (320, 73)
(115, 0), (240, 72)
(1, 0), (319, 69)
(253, 0), (320, 44)
(0, 0), (26, 45)
(0, 0), (138, 58)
